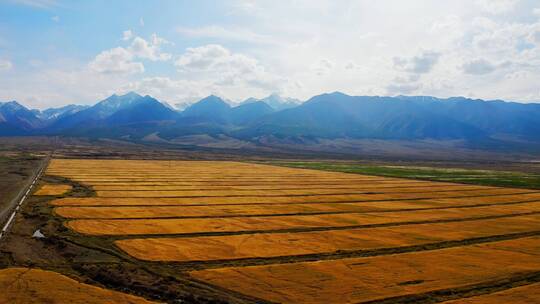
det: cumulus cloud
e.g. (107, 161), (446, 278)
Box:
(475, 0), (518, 14)
(122, 76), (208, 107)
(122, 30), (133, 41)
(461, 58), (497, 75)
(175, 44), (230, 70)
(0, 59), (13, 71)
(393, 51), (441, 74)
(175, 44), (283, 90)
(533, 31), (540, 43)
(88, 32), (171, 74)
(386, 82), (421, 95)
(177, 25), (277, 45)
(344, 62), (357, 70)
(129, 35), (171, 61)
(88, 47), (144, 74)
(313, 59), (334, 75)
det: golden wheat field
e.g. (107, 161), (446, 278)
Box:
(442, 283), (540, 304)
(0, 268), (158, 304)
(45, 159), (540, 304)
(34, 183), (72, 196)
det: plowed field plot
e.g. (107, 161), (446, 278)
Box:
(41, 159), (540, 303)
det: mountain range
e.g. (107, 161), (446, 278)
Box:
(2, 92), (540, 152)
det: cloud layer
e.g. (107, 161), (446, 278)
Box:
(2, 0), (540, 109)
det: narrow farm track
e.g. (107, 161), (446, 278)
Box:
(42, 159), (540, 304)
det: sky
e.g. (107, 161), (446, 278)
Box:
(0, 0), (540, 109)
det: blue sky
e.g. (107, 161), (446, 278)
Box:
(1, 0), (540, 109)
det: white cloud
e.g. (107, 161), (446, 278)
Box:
(88, 32), (171, 74)
(7, 0), (57, 8)
(344, 62), (357, 70)
(129, 35), (171, 61)
(386, 82), (421, 95)
(0, 59), (13, 71)
(122, 30), (133, 41)
(51, 15), (59, 22)
(176, 25), (278, 45)
(88, 47), (144, 74)
(313, 59), (334, 75)
(393, 51), (441, 74)
(475, 0), (518, 14)
(8, 1), (540, 108)
(139, 17), (145, 27)
(175, 44), (283, 92)
(461, 58), (497, 75)
(121, 76), (206, 106)
(175, 44), (230, 70)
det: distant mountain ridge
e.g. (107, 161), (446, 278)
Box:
(0, 101), (43, 135)
(242, 93), (301, 110)
(2, 92), (540, 152)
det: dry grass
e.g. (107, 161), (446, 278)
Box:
(0, 267), (158, 303)
(190, 237), (540, 304)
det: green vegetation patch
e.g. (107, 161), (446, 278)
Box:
(271, 162), (540, 190)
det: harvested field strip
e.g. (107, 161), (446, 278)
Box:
(49, 174), (392, 179)
(54, 200), (540, 219)
(189, 237), (540, 304)
(440, 282), (540, 304)
(429, 193), (540, 204)
(94, 188), (527, 198)
(0, 268), (158, 304)
(85, 181), (445, 187)
(65, 205), (540, 236)
(51, 191), (540, 207)
(115, 215), (540, 262)
(34, 184), (72, 196)
(91, 182), (474, 191)
(69, 178), (416, 184)
(94, 185), (489, 194)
